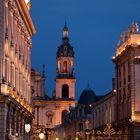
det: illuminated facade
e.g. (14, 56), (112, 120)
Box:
(31, 24), (76, 139)
(113, 21), (140, 139)
(0, 0), (35, 139)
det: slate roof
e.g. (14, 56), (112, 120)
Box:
(78, 87), (97, 105)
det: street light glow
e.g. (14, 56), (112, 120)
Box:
(39, 133), (45, 140)
(25, 124), (31, 133)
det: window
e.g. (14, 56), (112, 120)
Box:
(128, 75), (131, 82)
(64, 46), (67, 51)
(62, 84), (69, 98)
(62, 110), (68, 123)
(123, 63), (126, 85)
(123, 88), (126, 100)
(63, 61), (67, 73)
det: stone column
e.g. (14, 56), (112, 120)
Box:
(21, 113), (26, 140)
(16, 110), (20, 136)
(14, 108), (17, 136)
(18, 111), (23, 139)
(8, 104), (13, 135)
(0, 0), (5, 83)
(20, 114), (23, 138)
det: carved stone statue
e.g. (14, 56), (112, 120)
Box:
(121, 33), (126, 43)
(132, 21), (139, 34)
(126, 26), (131, 38)
(117, 37), (121, 48)
(116, 21), (139, 47)
(46, 111), (54, 127)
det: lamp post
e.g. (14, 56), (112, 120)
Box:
(25, 124), (31, 140)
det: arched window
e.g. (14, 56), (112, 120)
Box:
(62, 84), (69, 98)
(63, 61), (67, 73)
(61, 110), (68, 123)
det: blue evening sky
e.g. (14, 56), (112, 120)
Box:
(30, 0), (140, 99)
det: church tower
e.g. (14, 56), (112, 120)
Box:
(55, 23), (76, 100)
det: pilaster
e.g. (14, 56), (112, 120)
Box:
(0, 0), (4, 83)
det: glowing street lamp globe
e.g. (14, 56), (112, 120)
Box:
(25, 124), (31, 133)
(39, 133), (45, 140)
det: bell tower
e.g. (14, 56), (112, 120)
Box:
(55, 23), (76, 99)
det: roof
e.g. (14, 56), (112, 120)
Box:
(78, 87), (97, 105)
(57, 24), (74, 58)
(57, 43), (74, 58)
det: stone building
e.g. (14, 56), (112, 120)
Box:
(90, 21), (140, 140)
(0, 0), (35, 139)
(112, 21), (140, 139)
(31, 24), (76, 139)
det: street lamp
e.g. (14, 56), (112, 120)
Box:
(39, 132), (45, 140)
(25, 124), (31, 140)
(25, 124), (31, 133)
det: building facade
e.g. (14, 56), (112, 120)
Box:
(0, 0), (35, 139)
(112, 21), (140, 140)
(31, 24), (76, 139)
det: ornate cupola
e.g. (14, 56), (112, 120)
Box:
(57, 23), (74, 58)
(56, 23), (75, 78)
(55, 23), (76, 99)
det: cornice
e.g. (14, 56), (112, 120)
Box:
(16, 0), (36, 36)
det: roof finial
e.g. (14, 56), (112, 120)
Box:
(63, 17), (69, 39)
(132, 20), (139, 33)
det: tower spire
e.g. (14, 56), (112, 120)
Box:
(62, 20), (69, 40)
